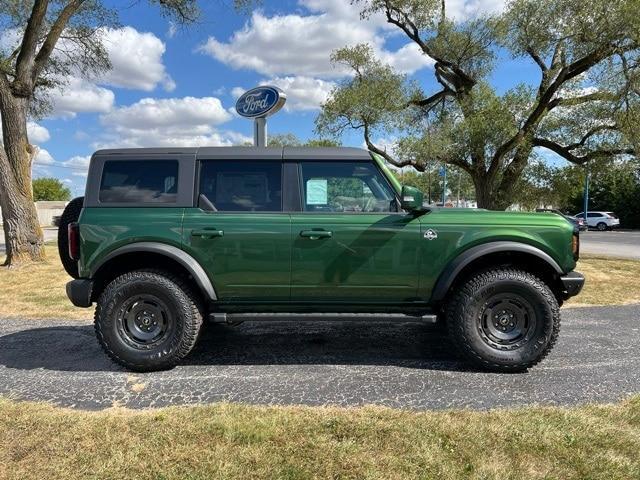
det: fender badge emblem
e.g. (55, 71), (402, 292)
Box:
(424, 229), (438, 240)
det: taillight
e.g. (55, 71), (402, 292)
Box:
(68, 222), (80, 260)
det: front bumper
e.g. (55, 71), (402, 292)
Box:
(560, 271), (585, 299)
(66, 279), (93, 307)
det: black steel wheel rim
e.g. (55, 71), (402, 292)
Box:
(477, 292), (537, 350)
(116, 294), (173, 349)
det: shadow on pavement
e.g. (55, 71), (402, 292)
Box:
(0, 321), (471, 373)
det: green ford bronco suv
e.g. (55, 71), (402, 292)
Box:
(60, 146), (584, 372)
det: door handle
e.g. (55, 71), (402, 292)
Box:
(191, 228), (224, 238)
(300, 230), (332, 239)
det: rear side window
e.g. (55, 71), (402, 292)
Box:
(199, 160), (282, 212)
(99, 160), (179, 204)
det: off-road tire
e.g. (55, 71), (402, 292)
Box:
(57, 196), (84, 278)
(596, 222), (607, 231)
(446, 268), (560, 372)
(95, 270), (203, 372)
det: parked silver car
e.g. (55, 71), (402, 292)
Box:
(574, 211), (621, 231)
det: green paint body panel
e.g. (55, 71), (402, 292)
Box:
(77, 207), (186, 278)
(76, 156), (578, 312)
(181, 210), (291, 302)
(290, 213), (422, 303)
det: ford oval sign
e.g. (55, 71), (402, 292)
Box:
(235, 86), (286, 118)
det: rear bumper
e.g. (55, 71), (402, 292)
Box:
(560, 271), (585, 299)
(66, 279), (93, 307)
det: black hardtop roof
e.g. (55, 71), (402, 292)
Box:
(92, 146), (372, 161)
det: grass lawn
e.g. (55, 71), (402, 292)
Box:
(0, 246), (638, 319)
(1, 397), (639, 480)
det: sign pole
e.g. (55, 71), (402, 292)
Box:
(442, 165), (447, 205)
(254, 117), (267, 147)
(583, 162), (590, 217)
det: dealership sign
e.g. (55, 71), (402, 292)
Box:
(235, 86), (286, 118)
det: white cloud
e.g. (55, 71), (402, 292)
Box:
(34, 148), (55, 165)
(445, 0), (507, 20)
(259, 76), (336, 111)
(167, 22), (177, 39)
(199, 9), (432, 78)
(231, 87), (246, 99)
(63, 155), (91, 169)
(100, 27), (175, 92)
(25, 122), (50, 143)
(101, 96), (232, 129)
(199, 0), (508, 80)
(49, 77), (115, 118)
(96, 96), (249, 148)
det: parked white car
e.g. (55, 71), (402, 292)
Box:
(574, 211), (621, 231)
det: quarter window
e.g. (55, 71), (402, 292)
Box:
(300, 161), (397, 213)
(199, 160), (282, 212)
(99, 160), (178, 203)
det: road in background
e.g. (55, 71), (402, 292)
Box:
(1, 305), (638, 410)
(580, 230), (640, 259)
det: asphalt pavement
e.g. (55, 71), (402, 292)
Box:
(580, 230), (640, 259)
(1, 304), (638, 410)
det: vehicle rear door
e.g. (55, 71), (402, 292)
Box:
(181, 150), (292, 303)
(289, 158), (422, 304)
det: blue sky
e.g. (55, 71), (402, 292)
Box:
(26, 0), (546, 197)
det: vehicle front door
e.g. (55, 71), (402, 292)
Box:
(182, 159), (291, 303)
(289, 160), (422, 305)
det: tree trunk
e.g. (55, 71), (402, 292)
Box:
(472, 173), (500, 210)
(0, 93), (45, 267)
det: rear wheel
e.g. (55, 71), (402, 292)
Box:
(95, 270), (203, 372)
(57, 196), (84, 278)
(446, 268), (560, 372)
(596, 222), (607, 231)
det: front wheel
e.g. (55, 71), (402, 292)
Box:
(95, 271), (203, 372)
(446, 268), (560, 372)
(596, 222), (607, 231)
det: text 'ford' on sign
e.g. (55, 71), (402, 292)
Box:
(235, 86), (287, 118)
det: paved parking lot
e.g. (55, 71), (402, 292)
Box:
(1, 304), (638, 410)
(580, 230), (640, 259)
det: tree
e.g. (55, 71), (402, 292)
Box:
(32, 177), (70, 201)
(267, 133), (340, 147)
(0, 0), (254, 267)
(316, 0), (639, 210)
(566, 159), (640, 228)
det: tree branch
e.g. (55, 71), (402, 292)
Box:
(490, 43), (619, 174)
(382, 1), (475, 92)
(533, 137), (635, 164)
(526, 47), (547, 72)
(407, 88), (452, 115)
(32, 0), (85, 83)
(14, 0), (49, 93)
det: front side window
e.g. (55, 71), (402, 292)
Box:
(587, 212), (602, 218)
(199, 160), (282, 212)
(100, 160), (178, 203)
(300, 161), (397, 213)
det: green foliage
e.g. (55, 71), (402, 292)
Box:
(567, 160), (640, 228)
(32, 177), (71, 202)
(318, 0), (640, 210)
(510, 158), (640, 228)
(267, 133), (341, 147)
